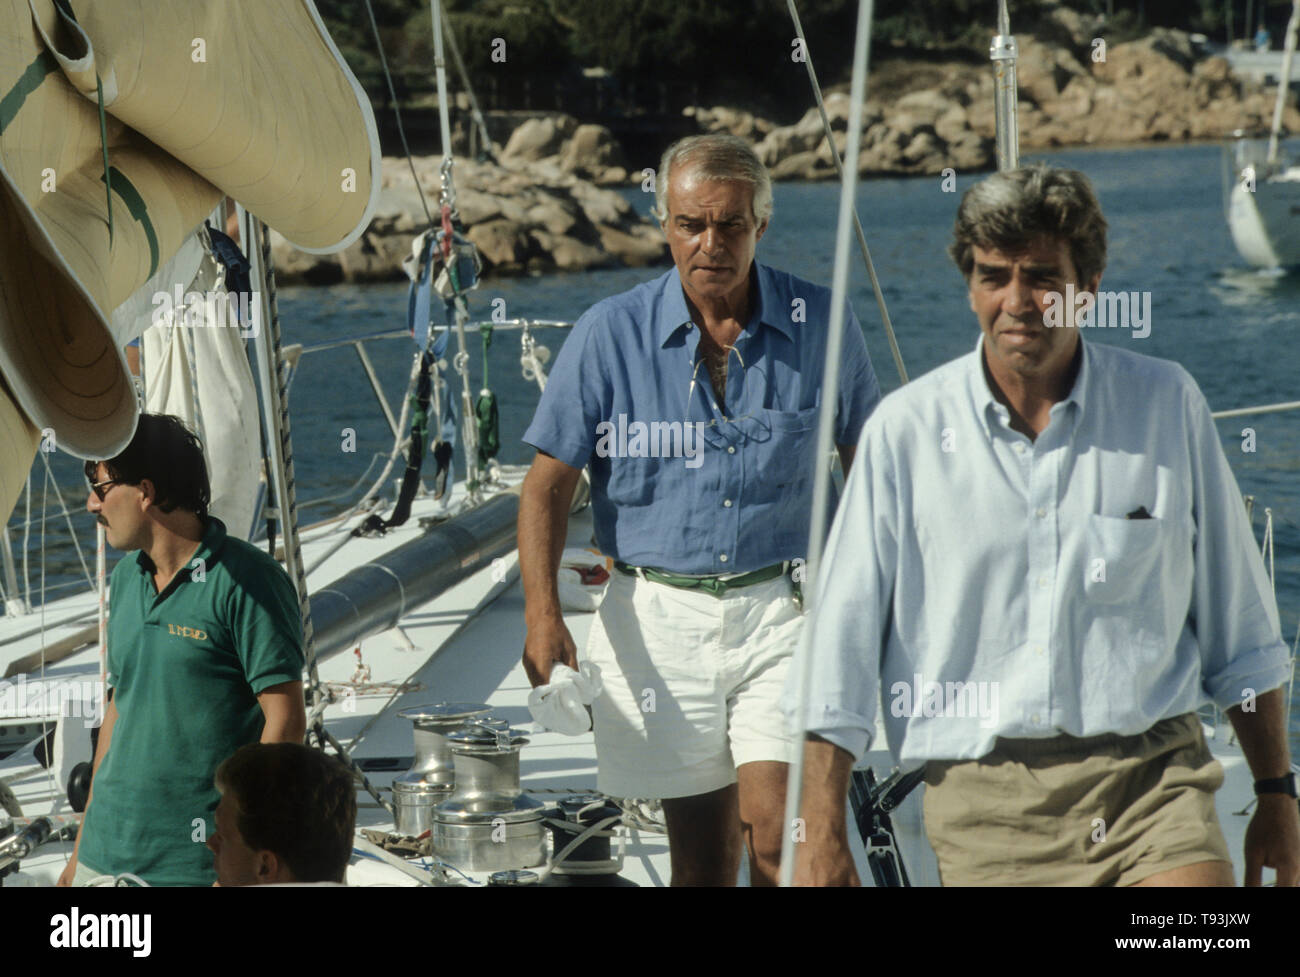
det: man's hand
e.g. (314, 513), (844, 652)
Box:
(792, 735), (861, 886)
(522, 614), (578, 688)
(58, 695), (118, 887)
(518, 452), (583, 688)
(1225, 689), (1298, 886)
(1244, 794), (1300, 886)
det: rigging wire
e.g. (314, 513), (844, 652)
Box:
(786, 0), (907, 384)
(361, 0), (435, 228)
(35, 450), (93, 592)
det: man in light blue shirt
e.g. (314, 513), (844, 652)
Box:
(791, 164), (1299, 886)
(520, 134), (880, 885)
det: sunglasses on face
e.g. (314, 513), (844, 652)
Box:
(84, 462), (128, 501)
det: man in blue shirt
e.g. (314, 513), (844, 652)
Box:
(791, 164), (1299, 886)
(520, 133), (880, 885)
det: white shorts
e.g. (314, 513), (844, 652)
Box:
(583, 569), (802, 800)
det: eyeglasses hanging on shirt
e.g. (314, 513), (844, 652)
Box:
(685, 338), (758, 430)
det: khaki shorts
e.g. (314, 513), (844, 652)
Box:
(583, 570), (801, 800)
(922, 713), (1232, 886)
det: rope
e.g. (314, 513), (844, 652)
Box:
(786, 0), (907, 384)
(358, 352), (435, 534)
(21, 473), (32, 609)
(256, 219), (321, 710)
(311, 721), (392, 814)
(476, 325), (500, 469)
(531, 814), (624, 883)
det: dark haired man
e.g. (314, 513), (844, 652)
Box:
(792, 164), (1298, 886)
(58, 413), (305, 887)
(209, 743), (355, 886)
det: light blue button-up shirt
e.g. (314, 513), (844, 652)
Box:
(523, 262), (881, 574)
(791, 336), (1291, 766)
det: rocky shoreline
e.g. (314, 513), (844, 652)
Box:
(272, 22), (1298, 285)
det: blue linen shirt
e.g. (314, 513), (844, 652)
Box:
(791, 336), (1291, 766)
(523, 262), (881, 574)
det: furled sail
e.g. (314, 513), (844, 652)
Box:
(0, 0), (380, 525)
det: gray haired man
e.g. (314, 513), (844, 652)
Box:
(520, 133), (880, 884)
(792, 164), (1299, 886)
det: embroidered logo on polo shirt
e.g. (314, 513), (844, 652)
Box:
(167, 623), (209, 641)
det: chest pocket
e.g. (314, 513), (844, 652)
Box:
(1083, 515), (1172, 601)
(744, 405), (821, 489)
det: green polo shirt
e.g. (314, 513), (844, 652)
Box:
(78, 516), (303, 886)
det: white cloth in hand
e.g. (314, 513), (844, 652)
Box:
(527, 662), (604, 735)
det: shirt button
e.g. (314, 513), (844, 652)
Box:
(719, 553), (729, 563)
(1035, 507), (1047, 518)
(1013, 443), (1025, 453)
(723, 499), (733, 508)
(727, 446), (736, 454)
(1037, 575), (1049, 588)
(711, 402), (719, 411)
(1031, 713), (1041, 724)
(1033, 644), (1045, 656)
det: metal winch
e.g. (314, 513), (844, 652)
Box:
(432, 720), (546, 872)
(546, 794), (625, 877)
(391, 702), (490, 837)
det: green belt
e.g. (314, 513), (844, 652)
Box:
(614, 560), (791, 598)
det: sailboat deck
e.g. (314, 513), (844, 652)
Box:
(0, 474), (1278, 886)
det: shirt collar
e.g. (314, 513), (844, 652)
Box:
(134, 515), (228, 579)
(969, 333), (1089, 437)
(656, 261), (794, 348)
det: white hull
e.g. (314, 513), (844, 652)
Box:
(1228, 169), (1300, 268)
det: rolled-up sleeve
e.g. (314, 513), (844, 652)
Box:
(785, 412), (898, 762)
(522, 312), (609, 470)
(835, 304), (882, 447)
(1184, 381), (1291, 709)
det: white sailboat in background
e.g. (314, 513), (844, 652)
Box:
(1227, 0), (1300, 269)
(1, 0), (1297, 890)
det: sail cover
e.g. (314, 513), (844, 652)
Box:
(0, 0), (380, 523)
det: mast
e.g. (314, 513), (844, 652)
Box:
(1267, 0), (1300, 166)
(991, 0), (1020, 171)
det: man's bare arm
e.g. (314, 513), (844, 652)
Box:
(1225, 687), (1300, 885)
(258, 680), (307, 744)
(57, 695), (119, 886)
(792, 734), (860, 886)
(519, 451), (583, 687)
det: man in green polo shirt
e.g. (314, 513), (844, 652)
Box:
(57, 413), (306, 887)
